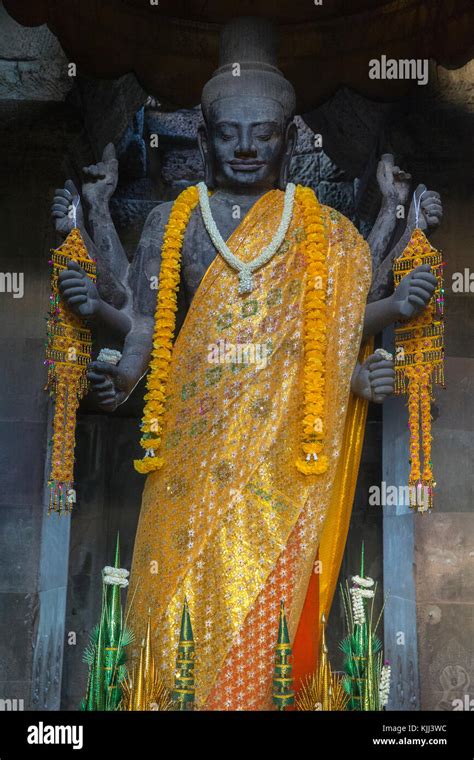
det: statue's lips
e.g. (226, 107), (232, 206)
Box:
(227, 160), (265, 172)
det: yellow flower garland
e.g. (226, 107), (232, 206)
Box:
(46, 228), (96, 514)
(393, 227), (444, 511)
(134, 185), (200, 473)
(295, 186), (329, 475)
(134, 184), (329, 478)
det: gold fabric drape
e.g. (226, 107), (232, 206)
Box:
(127, 190), (372, 709)
(318, 338), (374, 621)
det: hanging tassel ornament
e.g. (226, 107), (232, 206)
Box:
(393, 193), (445, 512)
(45, 211), (95, 515)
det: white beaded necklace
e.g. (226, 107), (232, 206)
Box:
(197, 181), (296, 294)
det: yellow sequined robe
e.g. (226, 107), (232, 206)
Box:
(127, 188), (372, 709)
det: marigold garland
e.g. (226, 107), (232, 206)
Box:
(134, 184), (329, 478)
(294, 185), (329, 475)
(134, 185), (200, 474)
(393, 227), (445, 511)
(45, 228), (96, 514)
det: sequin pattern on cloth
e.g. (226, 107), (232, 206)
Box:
(126, 191), (372, 709)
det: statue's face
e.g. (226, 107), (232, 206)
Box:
(201, 96), (293, 192)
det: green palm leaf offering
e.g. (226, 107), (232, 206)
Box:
(339, 543), (391, 711)
(80, 534), (135, 711)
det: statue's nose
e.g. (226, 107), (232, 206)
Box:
(235, 129), (257, 158)
(235, 144), (257, 158)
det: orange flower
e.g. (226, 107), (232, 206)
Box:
(295, 185), (329, 476)
(134, 185), (200, 473)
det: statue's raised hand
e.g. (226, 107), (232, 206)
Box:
(392, 263), (437, 320)
(58, 260), (100, 319)
(51, 179), (84, 238)
(351, 353), (395, 404)
(82, 143), (119, 208)
(87, 361), (135, 411)
(377, 154), (412, 206)
(407, 184), (443, 232)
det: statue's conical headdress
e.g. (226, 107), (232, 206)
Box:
(202, 17), (296, 122)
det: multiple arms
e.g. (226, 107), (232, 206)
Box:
(351, 156), (442, 400)
(360, 157), (442, 343)
(87, 204), (169, 411)
(51, 147), (443, 410)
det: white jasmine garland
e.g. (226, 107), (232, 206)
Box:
(103, 566), (129, 578)
(379, 664), (391, 707)
(352, 575), (375, 588)
(103, 575), (129, 588)
(97, 348), (122, 366)
(350, 587), (366, 626)
(102, 566), (130, 588)
(197, 181), (296, 294)
(374, 348), (393, 362)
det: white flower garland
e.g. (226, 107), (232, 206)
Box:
(350, 575), (375, 625)
(197, 181), (296, 294)
(102, 565), (130, 588)
(352, 575), (375, 588)
(350, 587), (367, 625)
(97, 348), (122, 366)
(379, 664), (391, 707)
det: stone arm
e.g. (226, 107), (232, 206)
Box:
(51, 179), (98, 260)
(350, 158), (442, 400)
(53, 180), (132, 336)
(368, 183), (443, 303)
(366, 154), (412, 273)
(363, 176), (442, 339)
(81, 144), (130, 310)
(351, 352), (395, 403)
(52, 144), (130, 314)
(86, 205), (170, 411)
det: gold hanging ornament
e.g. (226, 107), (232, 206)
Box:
(45, 227), (95, 514)
(393, 217), (445, 512)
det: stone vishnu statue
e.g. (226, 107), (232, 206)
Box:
(52, 18), (442, 709)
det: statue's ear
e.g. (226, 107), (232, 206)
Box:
(198, 123), (215, 188)
(278, 120), (298, 189)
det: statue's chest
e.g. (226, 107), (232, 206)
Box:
(180, 204), (241, 300)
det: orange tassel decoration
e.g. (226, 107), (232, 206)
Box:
(393, 227), (445, 512)
(45, 228), (95, 514)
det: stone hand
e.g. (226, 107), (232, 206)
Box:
(82, 142), (119, 208)
(407, 184), (443, 232)
(376, 153), (411, 206)
(392, 263), (437, 320)
(351, 353), (395, 403)
(58, 260), (101, 319)
(51, 179), (84, 237)
(87, 360), (135, 411)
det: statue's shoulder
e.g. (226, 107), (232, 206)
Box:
(319, 204), (371, 279)
(320, 204), (367, 244)
(143, 200), (175, 231)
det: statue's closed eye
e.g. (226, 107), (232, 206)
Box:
(217, 129), (236, 141)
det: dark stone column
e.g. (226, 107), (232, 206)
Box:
(382, 357), (420, 710)
(0, 100), (83, 709)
